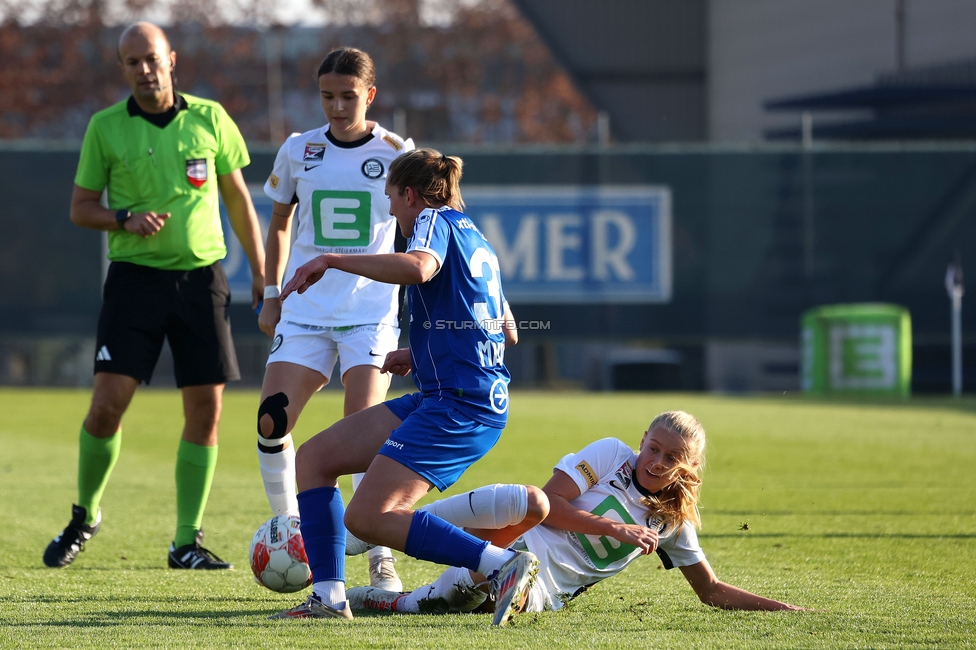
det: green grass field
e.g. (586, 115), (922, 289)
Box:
(1, 388), (975, 648)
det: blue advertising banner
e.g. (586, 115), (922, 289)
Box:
(464, 186), (672, 303)
(220, 184), (672, 305)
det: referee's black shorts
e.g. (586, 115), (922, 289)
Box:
(94, 261), (241, 387)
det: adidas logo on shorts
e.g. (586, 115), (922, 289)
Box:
(95, 346), (112, 362)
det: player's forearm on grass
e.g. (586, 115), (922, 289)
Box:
(680, 561), (800, 611)
(699, 582), (798, 611)
(325, 251), (437, 285)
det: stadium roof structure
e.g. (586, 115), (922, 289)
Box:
(764, 59), (976, 141)
(511, 0), (706, 143)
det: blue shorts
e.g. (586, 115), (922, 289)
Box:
(380, 392), (503, 491)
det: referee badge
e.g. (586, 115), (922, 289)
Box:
(186, 159), (207, 188)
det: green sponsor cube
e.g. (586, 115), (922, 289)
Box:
(801, 304), (912, 397)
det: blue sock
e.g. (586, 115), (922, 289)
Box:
(296, 486), (346, 583)
(403, 510), (488, 572)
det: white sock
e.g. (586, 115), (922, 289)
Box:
(313, 580), (346, 609)
(476, 545), (517, 578)
(345, 529), (375, 556)
(351, 472), (365, 492)
(367, 545), (393, 563)
(257, 435), (298, 517)
(419, 484), (528, 529)
(397, 567), (478, 613)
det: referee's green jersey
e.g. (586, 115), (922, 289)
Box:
(75, 93), (250, 271)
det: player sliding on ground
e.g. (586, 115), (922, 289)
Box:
(346, 411), (807, 615)
(272, 148), (539, 626)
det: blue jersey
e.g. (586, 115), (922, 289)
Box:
(405, 206), (511, 427)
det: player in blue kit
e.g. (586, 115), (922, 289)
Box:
(273, 148), (539, 626)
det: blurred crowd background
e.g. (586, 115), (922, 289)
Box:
(0, 0), (597, 144)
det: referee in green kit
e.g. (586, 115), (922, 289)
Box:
(43, 21), (266, 571)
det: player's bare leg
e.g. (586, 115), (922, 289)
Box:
(167, 383), (232, 569)
(342, 364), (402, 590)
(43, 372), (138, 567)
(257, 361), (328, 516)
(282, 404), (404, 615)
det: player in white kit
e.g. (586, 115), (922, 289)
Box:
(257, 47), (413, 591)
(348, 411), (806, 614)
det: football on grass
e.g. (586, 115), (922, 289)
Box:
(250, 515), (312, 593)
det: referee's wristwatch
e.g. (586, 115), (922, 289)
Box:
(115, 209), (131, 229)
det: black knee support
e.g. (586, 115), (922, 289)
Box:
(257, 392), (290, 453)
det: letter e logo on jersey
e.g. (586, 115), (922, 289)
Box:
(489, 378), (509, 414)
(361, 159), (384, 179)
(311, 190), (371, 247)
(186, 159), (207, 188)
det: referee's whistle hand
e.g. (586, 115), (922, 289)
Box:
(127, 211), (170, 237)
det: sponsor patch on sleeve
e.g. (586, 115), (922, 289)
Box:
(268, 173), (279, 189)
(575, 460), (598, 488)
(382, 135), (403, 151)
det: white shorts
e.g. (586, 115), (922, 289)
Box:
(266, 321), (400, 381)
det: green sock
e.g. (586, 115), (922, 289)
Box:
(78, 426), (121, 525)
(174, 440), (218, 548)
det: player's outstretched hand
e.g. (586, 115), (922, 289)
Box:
(782, 603), (814, 611)
(281, 255), (330, 300)
(381, 348), (412, 376)
(609, 522), (660, 555)
(124, 211), (170, 238)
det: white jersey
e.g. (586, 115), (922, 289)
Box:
(522, 437), (706, 610)
(264, 123), (414, 327)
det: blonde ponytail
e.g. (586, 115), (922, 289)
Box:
(387, 148), (465, 211)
